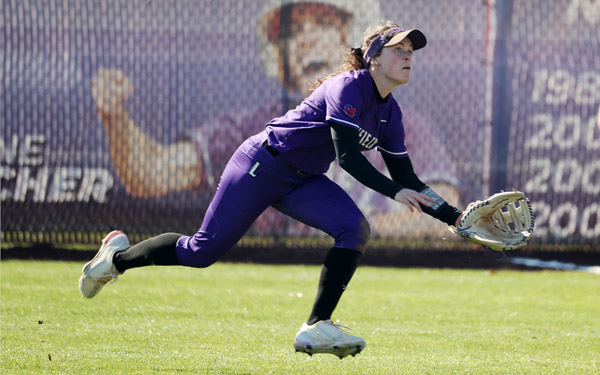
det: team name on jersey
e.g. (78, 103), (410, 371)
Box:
(358, 128), (378, 149)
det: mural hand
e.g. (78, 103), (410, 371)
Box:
(92, 69), (134, 114)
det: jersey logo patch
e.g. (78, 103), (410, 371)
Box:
(343, 104), (356, 117)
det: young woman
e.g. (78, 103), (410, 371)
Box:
(80, 21), (463, 359)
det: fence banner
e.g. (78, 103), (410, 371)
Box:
(2, 0), (598, 250)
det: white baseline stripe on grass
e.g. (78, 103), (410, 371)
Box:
(506, 257), (600, 274)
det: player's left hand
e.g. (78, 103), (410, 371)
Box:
(454, 212), (465, 227)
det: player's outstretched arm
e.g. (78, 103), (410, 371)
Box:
(92, 69), (202, 197)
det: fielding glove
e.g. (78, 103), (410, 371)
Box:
(450, 190), (534, 251)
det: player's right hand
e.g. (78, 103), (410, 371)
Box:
(91, 69), (134, 114)
(393, 188), (437, 213)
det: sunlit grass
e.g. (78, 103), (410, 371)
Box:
(1, 260), (599, 374)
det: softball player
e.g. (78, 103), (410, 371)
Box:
(80, 21), (464, 359)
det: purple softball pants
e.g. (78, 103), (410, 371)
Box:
(176, 133), (370, 268)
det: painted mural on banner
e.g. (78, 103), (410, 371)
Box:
(2, 0), (597, 248)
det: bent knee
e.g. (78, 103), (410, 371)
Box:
(334, 217), (371, 254)
(356, 218), (371, 253)
(176, 236), (226, 268)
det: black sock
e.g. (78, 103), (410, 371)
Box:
(113, 233), (182, 273)
(307, 247), (363, 325)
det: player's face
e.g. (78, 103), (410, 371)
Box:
(286, 21), (345, 97)
(376, 38), (414, 86)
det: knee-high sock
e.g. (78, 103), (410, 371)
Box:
(113, 233), (182, 272)
(307, 247), (363, 325)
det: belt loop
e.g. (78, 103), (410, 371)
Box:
(263, 140), (279, 157)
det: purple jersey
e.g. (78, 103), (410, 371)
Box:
(265, 69), (407, 175)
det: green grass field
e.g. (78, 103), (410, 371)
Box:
(1, 260), (599, 374)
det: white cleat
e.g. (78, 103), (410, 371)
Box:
(79, 230), (129, 298)
(293, 320), (366, 359)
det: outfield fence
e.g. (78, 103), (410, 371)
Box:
(2, 0), (599, 251)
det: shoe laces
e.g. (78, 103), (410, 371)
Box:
(325, 320), (354, 334)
